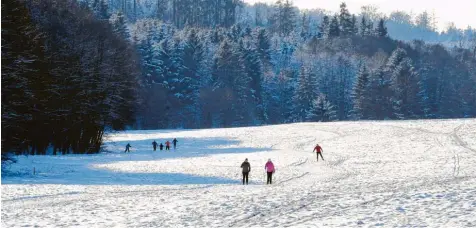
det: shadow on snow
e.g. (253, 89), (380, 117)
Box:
(2, 135), (273, 186)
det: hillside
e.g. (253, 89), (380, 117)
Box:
(2, 119), (476, 227)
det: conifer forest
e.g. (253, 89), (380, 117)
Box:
(2, 0), (476, 156)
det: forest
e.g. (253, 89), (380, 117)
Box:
(2, 0), (476, 156)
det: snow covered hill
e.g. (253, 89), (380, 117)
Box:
(2, 119), (476, 227)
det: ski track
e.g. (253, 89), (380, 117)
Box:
(2, 119), (476, 227)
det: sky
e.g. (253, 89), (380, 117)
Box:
(245, 0), (476, 31)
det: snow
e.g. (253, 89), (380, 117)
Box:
(2, 119), (476, 227)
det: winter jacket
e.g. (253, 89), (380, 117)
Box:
(265, 161), (275, 172)
(241, 161), (251, 172)
(165, 141), (171, 146)
(314, 146), (322, 153)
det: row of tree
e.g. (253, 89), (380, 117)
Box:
(127, 1), (475, 129)
(2, 0), (475, 157)
(2, 0), (140, 156)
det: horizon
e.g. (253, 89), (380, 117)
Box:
(245, 0), (476, 32)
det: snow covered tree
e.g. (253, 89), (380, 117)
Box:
(255, 28), (271, 65)
(319, 15), (330, 38)
(360, 16), (368, 36)
(292, 66), (318, 122)
(329, 15), (341, 38)
(339, 3), (353, 36)
(376, 19), (388, 37)
(112, 11), (130, 40)
(211, 39), (250, 126)
(390, 58), (423, 119)
(306, 94), (337, 122)
(352, 64), (371, 119)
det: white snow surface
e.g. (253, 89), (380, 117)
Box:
(2, 119), (476, 227)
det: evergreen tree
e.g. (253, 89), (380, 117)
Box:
(351, 14), (358, 35)
(240, 40), (264, 123)
(339, 3), (353, 36)
(368, 68), (393, 119)
(212, 39), (250, 126)
(376, 19), (388, 37)
(319, 15), (330, 38)
(112, 11), (130, 40)
(353, 64), (371, 119)
(293, 66), (318, 122)
(181, 28), (204, 127)
(360, 16), (368, 36)
(329, 15), (341, 38)
(306, 94), (337, 122)
(390, 58), (423, 119)
(255, 28), (271, 65)
(92, 0), (109, 20)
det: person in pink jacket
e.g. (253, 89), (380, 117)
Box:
(264, 159), (275, 184)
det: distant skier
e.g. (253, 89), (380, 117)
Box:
(125, 143), (132, 153)
(264, 159), (275, 184)
(173, 138), (178, 149)
(165, 141), (171, 150)
(313, 144), (324, 162)
(240, 158), (251, 185)
(159, 143), (164, 151)
(152, 140), (158, 151)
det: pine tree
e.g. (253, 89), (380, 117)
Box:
(181, 28), (204, 127)
(240, 40), (264, 123)
(376, 19), (388, 37)
(92, 0), (109, 20)
(360, 16), (368, 36)
(390, 58), (423, 119)
(212, 39), (250, 126)
(319, 15), (330, 38)
(112, 11), (130, 40)
(352, 64), (371, 119)
(351, 14), (358, 35)
(293, 66), (318, 122)
(255, 28), (271, 65)
(368, 68), (393, 119)
(329, 15), (340, 38)
(306, 94), (337, 122)
(301, 12), (311, 39)
(339, 3), (353, 36)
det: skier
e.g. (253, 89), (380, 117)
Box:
(240, 158), (251, 185)
(172, 138), (178, 149)
(165, 141), (171, 150)
(313, 144), (324, 162)
(159, 143), (164, 151)
(264, 159), (275, 184)
(152, 140), (158, 151)
(125, 143), (132, 153)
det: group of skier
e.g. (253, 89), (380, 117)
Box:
(124, 138), (178, 152)
(239, 143), (324, 185)
(125, 140), (325, 185)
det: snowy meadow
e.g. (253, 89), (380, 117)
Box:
(2, 119), (476, 227)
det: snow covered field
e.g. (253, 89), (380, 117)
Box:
(2, 119), (476, 227)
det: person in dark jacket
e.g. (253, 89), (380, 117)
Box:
(240, 158), (251, 185)
(172, 138), (178, 149)
(152, 141), (158, 151)
(159, 143), (164, 151)
(125, 143), (132, 153)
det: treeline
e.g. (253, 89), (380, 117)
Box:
(129, 1), (476, 129)
(1, 0), (140, 157)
